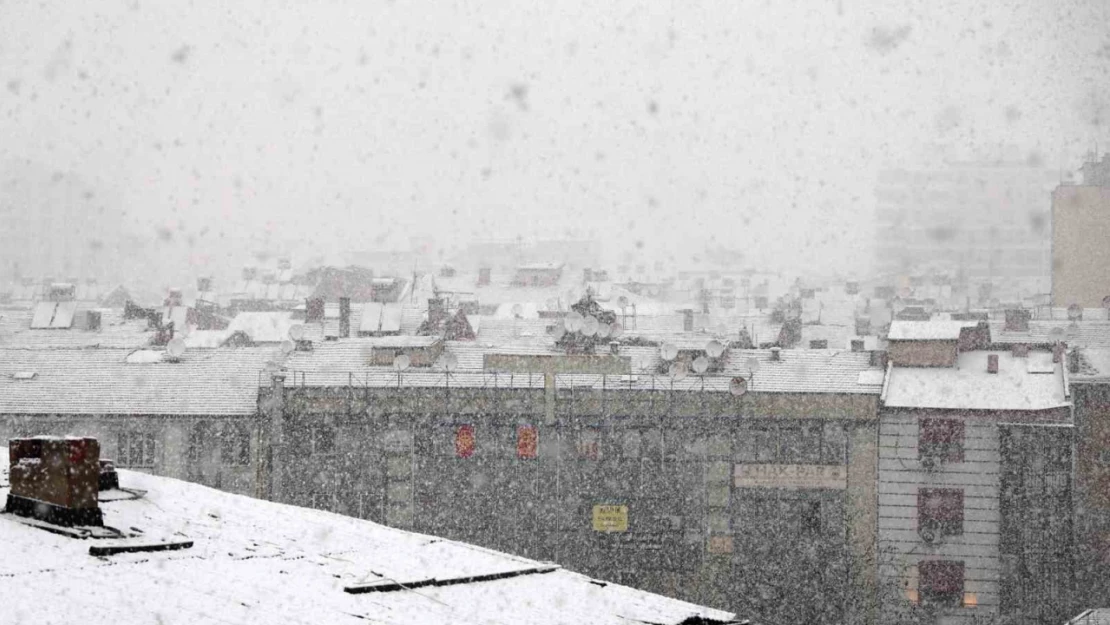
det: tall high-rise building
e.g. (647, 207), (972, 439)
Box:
(1051, 153), (1110, 308)
(874, 161), (1058, 292)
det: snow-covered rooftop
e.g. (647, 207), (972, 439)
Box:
(883, 350), (1069, 411)
(0, 452), (736, 625)
(886, 319), (979, 341)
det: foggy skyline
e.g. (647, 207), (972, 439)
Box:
(2, 0), (1108, 283)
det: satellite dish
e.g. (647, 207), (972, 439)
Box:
(288, 324), (306, 341)
(393, 354), (411, 371)
(669, 362), (688, 381)
(596, 323), (611, 339)
(660, 343), (678, 361)
(582, 315), (599, 336)
(729, 376), (748, 396)
(444, 352), (459, 371)
(280, 339), (295, 355)
(705, 340), (725, 358)
(552, 324), (567, 341)
(1067, 304), (1083, 321)
(166, 338), (186, 358)
(610, 323), (624, 338)
(746, 357), (761, 374)
(511, 303), (524, 317)
(692, 356), (709, 374)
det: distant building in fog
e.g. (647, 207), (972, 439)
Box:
(874, 162), (1058, 292)
(1051, 153), (1110, 308)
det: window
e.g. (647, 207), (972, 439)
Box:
(918, 488), (964, 537)
(738, 422), (824, 464)
(314, 425), (336, 454)
(920, 418), (965, 463)
(221, 423), (251, 466)
(577, 428), (601, 460)
(516, 425), (538, 459)
(455, 424), (476, 458)
(919, 560), (965, 607)
(117, 432), (156, 468)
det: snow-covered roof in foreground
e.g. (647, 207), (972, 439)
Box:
(883, 351), (1069, 411)
(0, 457), (735, 625)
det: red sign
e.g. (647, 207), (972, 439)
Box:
(455, 425), (475, 458)
(517, 425), (538, 459)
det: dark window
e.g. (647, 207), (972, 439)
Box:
(801, 500), (822, 534)
(517, 425), (538, 459)
(455, 424), (476, 458)
(918, 488), (964, 536)
(577, 428), (601, 460)
(920, 418), (965, 463)
(221, 423), (251, 466)
(314, 425), (336, 454)
(117, 432), (156, 468)
(740, 422), (824, 464)
(919, 560), (965, 607)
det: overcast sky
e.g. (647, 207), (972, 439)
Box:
(1, 0), (1107, 282)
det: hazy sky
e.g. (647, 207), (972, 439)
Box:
(2, 0), (1107, 281)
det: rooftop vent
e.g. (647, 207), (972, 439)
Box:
(987, 354), (999, 374)
(770, 347), (782, 361)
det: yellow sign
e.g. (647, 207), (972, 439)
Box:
(733, 464), (847, 490)
(592, 505), (628, 532)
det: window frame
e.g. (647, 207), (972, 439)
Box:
(918, 560), (965, 608)
(918, 487), (964, 537)
(117, 431), (156, 469)
(919, 418), (965, 464)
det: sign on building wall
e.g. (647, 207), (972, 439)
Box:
(734, 464), (847, 490)
(592, 504), (628, 532)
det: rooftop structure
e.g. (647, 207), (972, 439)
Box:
(0, 447), (738, 625)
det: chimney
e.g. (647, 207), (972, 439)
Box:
(682, 309), (694, 332)
(305, 298), (325, 323)
(851, 339), (865, 352)
(428, 297), (446, 321)
(609, 341), (620, 355)
(1053, 342), (1065, 363)
(166, 287), (183, 308)
(1004, 309), (1030, 332)
(478, 267), (491, 286)
(86, 310), (102, 332)
(196, 277), (212, 292)
(770, 347), (781, 361)
(339, 297), (351, 338)
(1068, 349), (1080, 374)
(1012, 344), (1029, 358)
(987, 354), (999, 374)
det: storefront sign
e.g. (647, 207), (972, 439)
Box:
(733, 464), (847, 490)
(592, 504), (628, 532)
